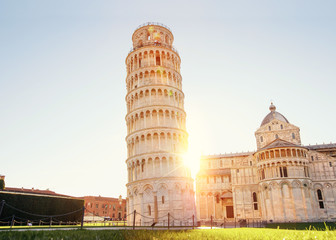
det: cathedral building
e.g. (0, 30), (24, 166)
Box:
(196, 103), (336, 223)
(124, 23), (196, 226)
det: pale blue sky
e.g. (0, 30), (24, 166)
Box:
(1, 0), (335, 198)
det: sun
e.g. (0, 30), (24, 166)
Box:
(182, 150), (201, 180)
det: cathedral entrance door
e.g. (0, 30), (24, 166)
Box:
(226, 206), (234, 218)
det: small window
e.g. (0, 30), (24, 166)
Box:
(162, 196), (165, 204)
(148, 205), (151, 215)
(260, 136), (263, 142)
(269, 126), (271, 131)
(317, 189), (324, 209)
(319, 201), (324, 209)
(237, 169), (239, 173)
(279, 167), (288, 177)
(292, 133), (295, 139)
(280, 124), (283, 129)
(317, 189), (323, 200)
(304, 166), (309, 177)
(275, 134), (278, 139)
(156, 56), (160, 66)
(261, 169), (265, 179)
(253, 192), (257, 202)
(330, 162), (332, 167)
(311, 156), (314, 161)
(253, 192), (258, 210)
(250, 161), (252, 166)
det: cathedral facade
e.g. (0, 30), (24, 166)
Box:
(196, 103), (336, 223)
(125, 23), (196, 226)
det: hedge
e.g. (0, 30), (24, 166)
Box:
(0, 191), (83, 224)
(0, 180), (4, 190)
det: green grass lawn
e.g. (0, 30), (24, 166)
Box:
(0, 228), (336, 240)
(0, 221), (127, 230)
(266, 222), (336, 230)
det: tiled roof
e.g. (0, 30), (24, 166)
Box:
(202, 151), (253, 159)
(258, 139), (304, 151)
(81, 196), (125, 202)
(305, 143), (336, 150)
(3, 187), (72, 198)
(198, 168), (231, 176)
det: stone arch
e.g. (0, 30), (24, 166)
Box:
(291, 180), (302, 188)
(313, 183), (323, 189)
(142, 184), (154, 192)
(133, 187), (139, 197)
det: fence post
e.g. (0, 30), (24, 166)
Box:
(234, 218), (236, 228)
(80, 206), (85, 229)
(132, 210), (136, 230)
(49, 217), (52, 228)
(192, 214), (194, 229)
(10, 215), (15, 229)
(0, 200), (5, 218)
(223, 217), (225, 228)
(168, 213), (170, 230)
(211, 215), (213, 229)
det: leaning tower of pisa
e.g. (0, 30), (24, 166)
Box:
(125, 23), (196, 226)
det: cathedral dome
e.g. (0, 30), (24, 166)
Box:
(260, 103), (289, 127)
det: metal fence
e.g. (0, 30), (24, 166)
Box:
(0, 200), (267, 230)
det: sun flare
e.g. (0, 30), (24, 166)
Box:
(182, 150), (201, 179)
